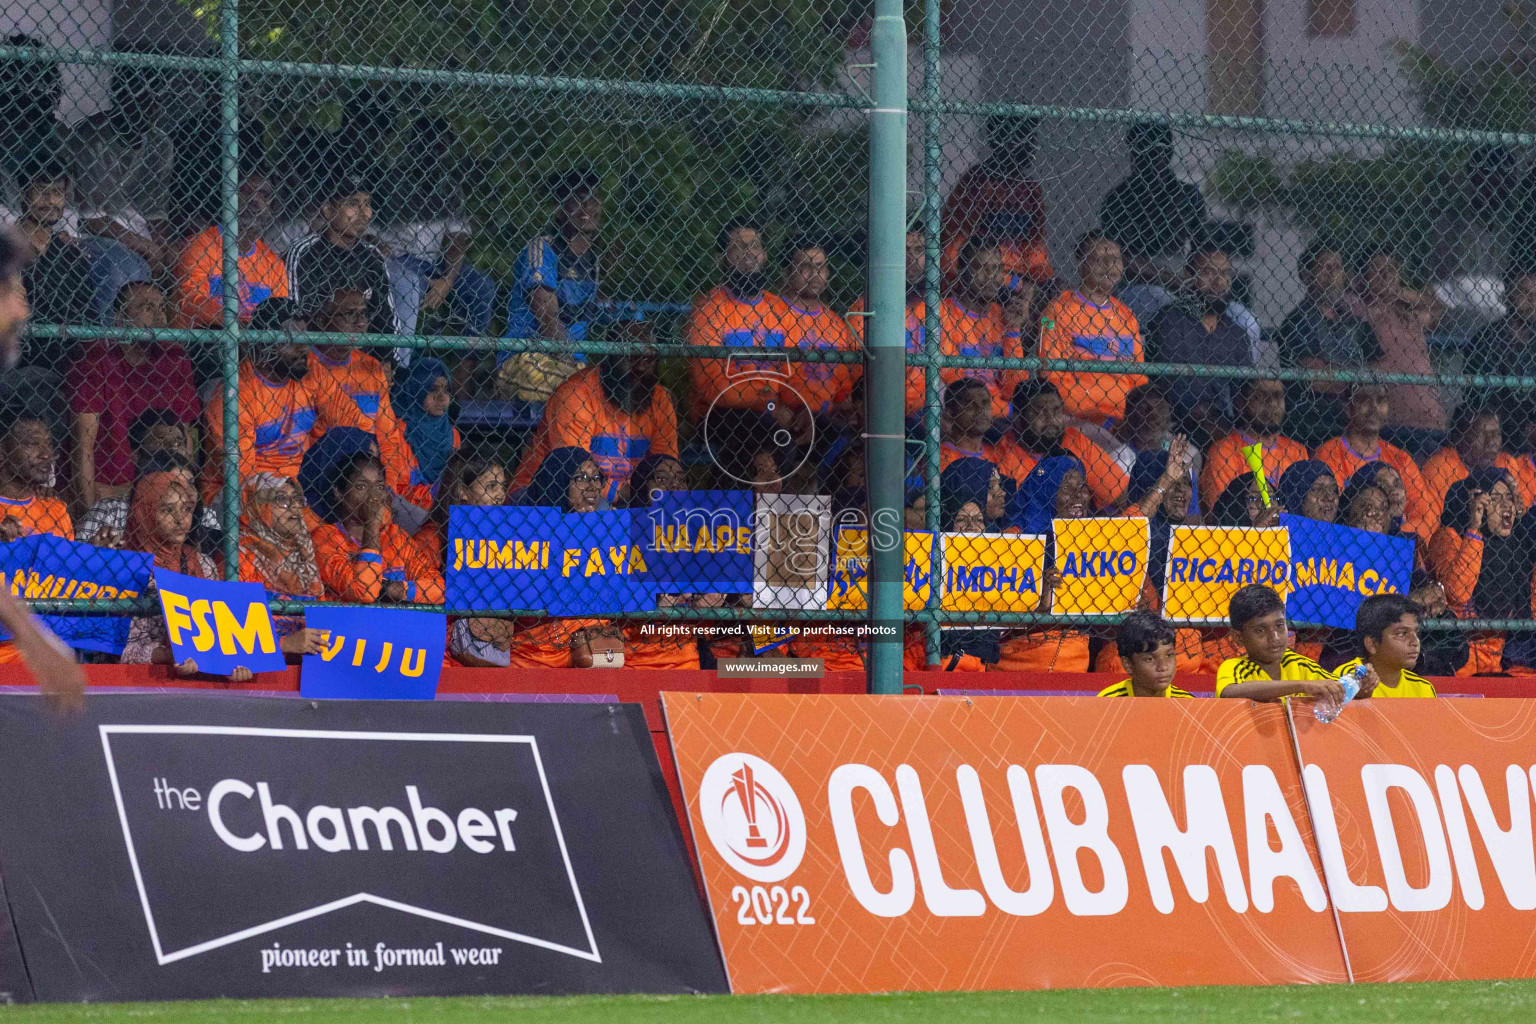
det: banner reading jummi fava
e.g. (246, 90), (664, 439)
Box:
(662, 693), (1347, 993)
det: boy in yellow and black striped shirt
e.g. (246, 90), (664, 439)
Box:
(1098, 611), (1194, 698)
(1334, 593), (1436, 698)
(1215, 584), (1369, 702)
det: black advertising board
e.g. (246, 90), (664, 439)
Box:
(0, 695), (726, 1001)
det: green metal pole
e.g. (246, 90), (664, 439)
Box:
(920, 0), (942, 667)
(219, 0), (241, 578)
(865, 0), (909, 695)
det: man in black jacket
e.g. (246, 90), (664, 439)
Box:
(1146, 241), (1253, 448)
(284, 176), (398, 342)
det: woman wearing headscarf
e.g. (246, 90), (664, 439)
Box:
(391, 357), (460, 507)
(991, 455), (1091, 671)
(1342, 462), (1419, 545)
(119, 467), (253, 678)
(1339, 476), (1391, 534)
(1211, 472), (1281, 528)
(237, 473), (325, 657)
(429, 453), (516, 668)
(613, 452), (715, 670)
(1428, 466), (1536, 674)
(1278, 460), (1338, 523)
(505, 447), (622, 668)
(940, 456), (1007, 533)
(306, 430), (444, 604)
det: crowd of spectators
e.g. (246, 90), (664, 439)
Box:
(3, 63), (1535, 679)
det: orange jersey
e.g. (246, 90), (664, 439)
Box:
(310, 520), (444, 604)
(779, 303), (862, 416)
(307, 349), (420, 500)
(995, 630), (1090, 672)
(1314, 435), (1432, 538)
(506, 618), (605, 669)
(684, 286), (795, 420)
(202, 363), (317, 503)
(938, 297), (1026, 419)
(1200, 432), (1309, 514)
(942, 236), (1056, 290)
(1036, 290), (1147, 424)
(174, 226), (289, 328)
(512, 366), (679, 503)
(625, 621), (703, 670)
(0, 494), (73, 540)
(990, 427), (1129, 508)
(1420, 448), (1535, 533)
(848, 295), (928, 415)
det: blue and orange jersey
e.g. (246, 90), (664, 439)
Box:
(942, 235), (1056, 292)
(0, 494), (73, 540)
(1036, 290), (1147, 425)
(174, 226), (289, 328)
(848, 295), (928, 415)
(310, 520), (443, 604)
(512, 365), (679, 502)
(307, 348), (423, 504)
(938, 296), (1026, 419)
(990, 427), (1129, 509)
(684, 286), (795, 420)
(202, 362), (317, 503)
(779, 303), (863, 417)
(504, 233), (600, 343)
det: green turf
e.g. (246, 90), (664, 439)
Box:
(2, 982), (1535, 1023)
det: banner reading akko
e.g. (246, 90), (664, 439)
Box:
(663, 693), (1346, 993)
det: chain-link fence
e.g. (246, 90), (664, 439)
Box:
(2, 0), (1534, 685)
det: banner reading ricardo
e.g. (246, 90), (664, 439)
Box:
(663, 693), (1347, 993)
(0, 696), (725, 1001)
(1162, 525), (1291, 624)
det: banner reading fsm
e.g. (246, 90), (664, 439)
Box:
(1162, 525), (1291, 624)
(0, 695), (726, 1001)
(154, 569), (286, 675)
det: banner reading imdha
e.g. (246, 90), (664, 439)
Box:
(1162, 525), (1291, 624)
(940, 533), (1045, 613)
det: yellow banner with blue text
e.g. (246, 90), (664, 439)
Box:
(1051, 517), (1149, 616)
(825, 529), (932, 612)
(939, 533), (1046, 613)
(1161, 525), (1292, 624)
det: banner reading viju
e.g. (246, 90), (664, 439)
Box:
(663, 693), (1346, 994)
(0, 696), (725, 1001)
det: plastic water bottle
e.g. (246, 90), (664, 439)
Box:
(1314, 664), (1368, 723)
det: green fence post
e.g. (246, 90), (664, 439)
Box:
(219, 0), (241, 578)
(865, 0), (909, 695)
(921, 0), (943, 666)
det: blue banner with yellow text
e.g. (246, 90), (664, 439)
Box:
(153, 569), (286, 675)
(0, 536), (152, 654)
(299, 605), (445, 699)
(645, 490), (754, 593)
(446, 505), (561, 612)
(1280, 513), (1413, 630)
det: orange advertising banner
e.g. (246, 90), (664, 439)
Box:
(1289, 699), (1536, 983)
(662, 693), (1348, 993)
